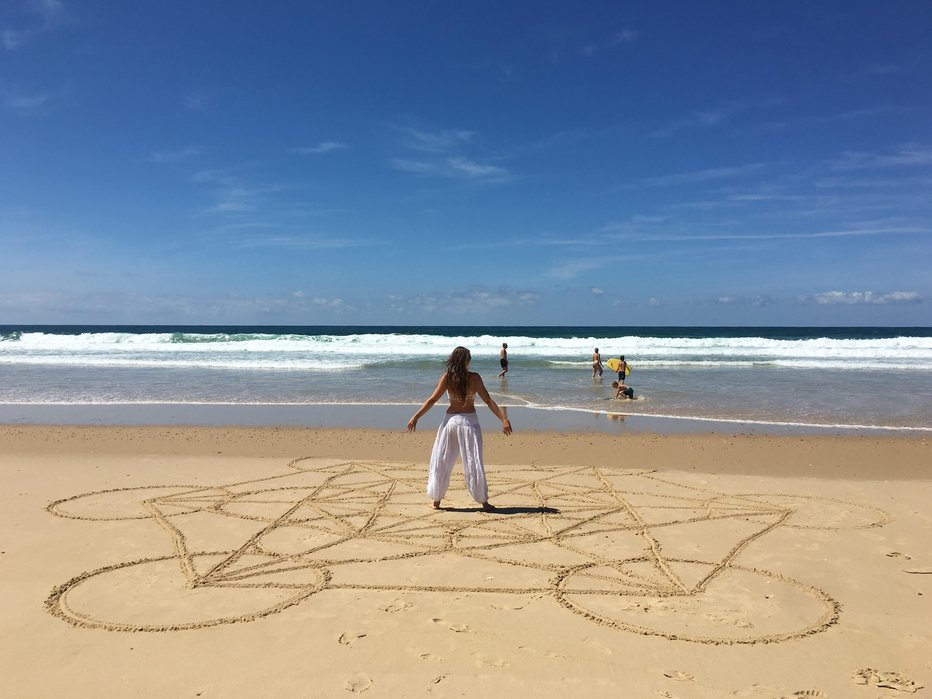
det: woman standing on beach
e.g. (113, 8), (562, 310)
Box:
(407, 346), (512, 511)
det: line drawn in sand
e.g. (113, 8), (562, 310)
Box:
(46, 458), (889, 644)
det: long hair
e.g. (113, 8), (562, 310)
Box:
(445, 346), (471, 399)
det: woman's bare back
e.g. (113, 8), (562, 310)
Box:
(446, 372), (479, 413)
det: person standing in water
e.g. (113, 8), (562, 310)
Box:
(592, 348), (603, 377)
(616, 355), (628, 383)
(497, 342), (509, 378)
(407, 346), (512, 511)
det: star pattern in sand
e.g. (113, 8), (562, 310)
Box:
(45, 458), (889, 643)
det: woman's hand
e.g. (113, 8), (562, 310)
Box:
(407, 417), (418, 432)
(502, 418), (512, 436)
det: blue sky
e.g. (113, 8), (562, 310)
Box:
(1, 1), (930, 326)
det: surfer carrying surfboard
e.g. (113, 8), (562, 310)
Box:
(609, 355), (628, 382)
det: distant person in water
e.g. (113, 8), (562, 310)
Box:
(498, 342), (509, 378)
(592, 348), (603, 377)
(616, 355), (628, 383)
(612, 380), (634, 399)
(407, 346), (512, 511)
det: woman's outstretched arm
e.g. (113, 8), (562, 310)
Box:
(407, 374), (447, 432)
(474, 375), (513, 435)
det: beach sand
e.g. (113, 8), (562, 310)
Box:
(1, 425), (929, 697)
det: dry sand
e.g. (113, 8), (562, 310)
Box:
(1, 425), (929, 697)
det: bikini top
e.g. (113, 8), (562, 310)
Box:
(447, 373), (476, 404)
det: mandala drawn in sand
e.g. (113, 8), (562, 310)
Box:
(45, 458), (888, 644)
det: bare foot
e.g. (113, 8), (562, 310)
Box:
(432, 501), (441, 509)
(481, 502), (496, 512)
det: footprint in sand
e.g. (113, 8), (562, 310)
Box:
(781, 691), (826, 698)
(473, 653), (511, 669)
(418, 652), (442, 662)
(517, 645), (567, 660)
(381, 599), (412, 613)
(430, 617), (470, 633)
(886, 551), (912, 560)
(583, 637), (613, 656)
(732, 685), (784, 697)
(853, 668), (924, 693)
(338, 632), (367, 646)
(663, 670), (695, 682)
(344, 672), (372, 694)
(490, 602), (524, 611)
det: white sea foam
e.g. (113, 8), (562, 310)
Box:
(3, 331), (931, 370)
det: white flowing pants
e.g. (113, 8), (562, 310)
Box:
(427, 412), (488, 503)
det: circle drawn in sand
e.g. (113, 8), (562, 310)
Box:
(47, 552), (329, 632)
(48, 485), (224, 521)
(44, 459), (886, 642)
(555, 561), (838, 644)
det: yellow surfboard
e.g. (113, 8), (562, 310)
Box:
(606, 358), (631, 375)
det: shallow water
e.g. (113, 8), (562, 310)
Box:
(1, 326), (930, 430)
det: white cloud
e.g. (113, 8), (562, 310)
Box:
(2, 0), (68, 50)
(208, 201), (256, 213)
(402, 128), (474, 153)
(641, 163), (765, 186)
(799, 290), (923, 305)
(647, 297), (661, 307)
(5, 91), (54, 113)
(147, 146), (203, 163)
(391, 156), (509, 181)
(647, 100), (757, 139)
(232, 234), (366, 250)
(612, 29), (638, 44)
(608, 225), (927, 244)
(290, 141), (347, 155)
(591, 287), (604, 296)
(579, 29), (639, 57)
(391, 158), (435, 174)
(546, 258), (609, 280)
(830, 143), (932, 171)
(714, 295), (772, 306)
(388, 287), (539, 315)
(446, 157), (507, 178)
(311, 296), (353, 310)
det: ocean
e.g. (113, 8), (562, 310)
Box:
(1, 325), (930, 432)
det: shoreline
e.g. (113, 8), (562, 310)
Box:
(1, 401), (928, 436)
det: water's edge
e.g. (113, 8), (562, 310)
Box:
(1, 402), (925, 436)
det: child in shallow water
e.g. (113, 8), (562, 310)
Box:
(612, 380), (634, 399)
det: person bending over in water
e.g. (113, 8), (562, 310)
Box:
(408, 346), (512, 511)
(612, 380), (634, 399)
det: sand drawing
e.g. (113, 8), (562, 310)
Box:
(45, 458), (889, 644)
